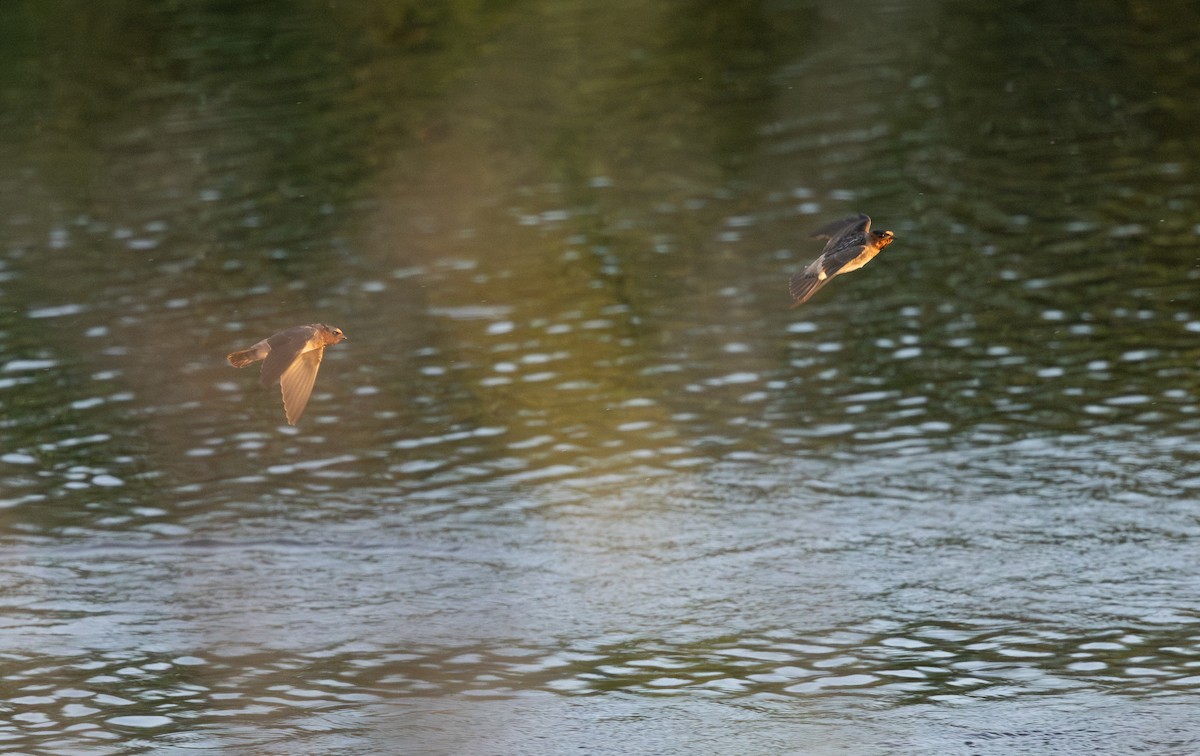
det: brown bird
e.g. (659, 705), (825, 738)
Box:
(789, 213), (895, 307)
(227, 323), (347, 425)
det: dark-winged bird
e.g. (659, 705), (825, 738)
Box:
(227, 323), (347, 425)
(788, 213), (895, 307)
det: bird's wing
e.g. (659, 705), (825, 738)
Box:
(808, 213), (870, 240)
(259, 326), (315, 387)
(818, 238), (871, 277)
(279, 349), (324, 425)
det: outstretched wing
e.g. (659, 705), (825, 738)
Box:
(279, 349), (324, 425)
(809, 213), (870, 241)
(259, 326), (315, 387)
(818, 238), (871, 276)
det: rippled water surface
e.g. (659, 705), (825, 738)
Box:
(3, 0), (1200, 753)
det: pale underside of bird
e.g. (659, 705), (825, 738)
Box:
(789, 213), (895, 307)
(227, 323), (346, 425)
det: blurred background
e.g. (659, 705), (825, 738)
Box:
(2, 0), (1200, 752)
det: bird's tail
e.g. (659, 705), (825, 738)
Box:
(227, 349), (259, 368)
(788, 272), (823, 307)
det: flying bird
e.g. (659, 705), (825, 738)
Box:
(227, 323), (347, 425)
(788, 213), (895, 306)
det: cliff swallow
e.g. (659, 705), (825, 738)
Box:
(789, 213), (895, 306)
(227, 323), (347, 425)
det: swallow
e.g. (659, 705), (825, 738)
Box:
(227, 323), (347, 425)
(788, 213), (895, 307)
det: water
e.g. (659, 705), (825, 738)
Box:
(2, 0), (1200, 753)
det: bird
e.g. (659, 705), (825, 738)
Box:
(788, 213), (895, 307)
(227, 323), (347, 425)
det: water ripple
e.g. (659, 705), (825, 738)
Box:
(2, 620), (1198, 751)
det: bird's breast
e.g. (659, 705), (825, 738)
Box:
(839, 248), (880, 274)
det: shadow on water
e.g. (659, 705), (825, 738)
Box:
(2, 0), (1200, 752)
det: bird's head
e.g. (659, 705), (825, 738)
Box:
(321, 324), (347, 344)
(873, 230), (895, 249)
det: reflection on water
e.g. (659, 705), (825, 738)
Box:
(3, 0), (1200, 753)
